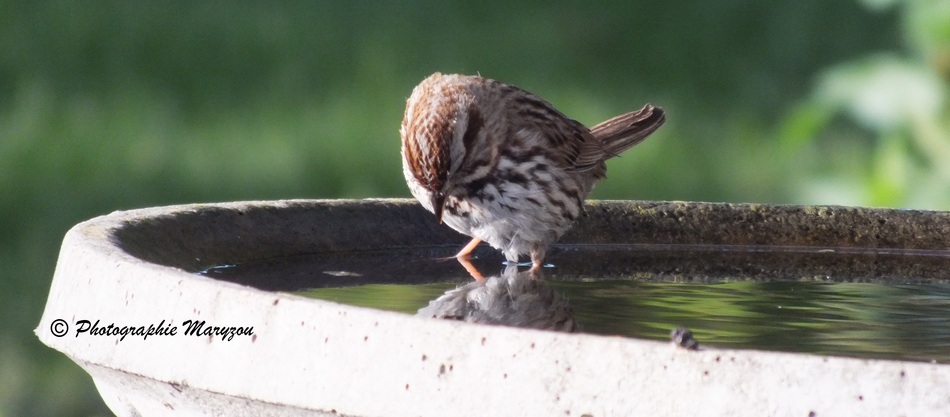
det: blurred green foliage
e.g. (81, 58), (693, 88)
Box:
(781, 0), (950, 208)
(0, 1), (945, 415)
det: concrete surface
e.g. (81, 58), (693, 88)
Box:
(36, 199), (950, 416)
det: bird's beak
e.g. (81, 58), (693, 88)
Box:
(432, 193), (446, 224)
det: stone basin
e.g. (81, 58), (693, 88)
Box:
(35, 199), (950, 416)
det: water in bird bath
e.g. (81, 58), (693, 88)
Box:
(199, 243), (950, 363)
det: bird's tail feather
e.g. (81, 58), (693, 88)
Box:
(591, 104), (666, 158)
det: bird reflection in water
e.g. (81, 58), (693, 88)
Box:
(417, 265), (578, 332)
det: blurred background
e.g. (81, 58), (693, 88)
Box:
(1, 0), (948, 415)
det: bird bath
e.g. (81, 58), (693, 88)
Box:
(36, 199), (950, 416)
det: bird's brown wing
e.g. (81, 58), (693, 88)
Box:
(504, 91), (606, 173)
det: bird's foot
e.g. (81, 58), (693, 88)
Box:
(454, 238), (485, 281)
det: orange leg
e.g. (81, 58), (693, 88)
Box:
(455, 239), (485, 281)
(455, 238), (482, 259)
(528, 248), (546, 276)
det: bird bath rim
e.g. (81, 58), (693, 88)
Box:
(35, 199), (950, 417)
